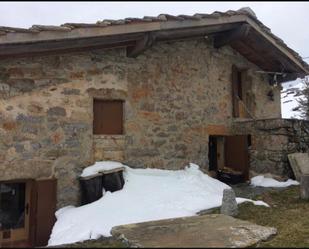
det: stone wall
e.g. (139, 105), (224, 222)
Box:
(233, 118), (309, 179)
(0, 38), (281, 207)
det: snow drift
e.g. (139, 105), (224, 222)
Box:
(251, 175), (299, 188)
(48, 162), (268, 246)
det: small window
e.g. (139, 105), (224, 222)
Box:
(93, 99), (123, 135)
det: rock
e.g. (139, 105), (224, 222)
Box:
(111, 214), (277, 248)
(61, 88), (81, 95)
(300, 174), (309, 200)
(221, 188), (238, 217)
(16, 114), (44, 124)
(47, 106), (67, 117)
(288, 153), (309, 181)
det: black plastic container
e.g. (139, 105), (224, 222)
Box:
(217, 170), (244, 185)
(80, 171), (125, 205)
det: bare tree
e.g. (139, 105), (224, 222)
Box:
(293, 76), (309, 120)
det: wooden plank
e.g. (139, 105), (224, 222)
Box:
(242, 29), (300, 72)
(206, 125), (230, 135)
(213, 23), (251, 48)
(0, 24), (240, 58)
(0, 14), (248, 44)
(127, 33), (155, 58)
(245, 17), (308, 74)
(93, 99), (123, 135)
(34, 179), (57, 247)
(225, 135), (249, 180)
(0, 33), (142, 57)
(231, 39), (278, 71)
(155, 23), (240, 41)
(0, 41), (135, 60)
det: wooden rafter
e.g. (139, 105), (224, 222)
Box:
(126, 33), (155, 58)
(213, 23), (251, 49)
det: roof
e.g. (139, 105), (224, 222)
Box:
(0, 7), (308, 81)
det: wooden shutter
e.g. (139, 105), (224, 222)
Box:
(33, 179), (57, 247)
(93, 99), (123, 135)
(232, 65), (239, 117)
(224, 135), (249, 180)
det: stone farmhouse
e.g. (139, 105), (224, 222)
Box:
(0, 7), (308, 247)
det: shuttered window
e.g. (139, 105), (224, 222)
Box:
(93, 99), (123, 135)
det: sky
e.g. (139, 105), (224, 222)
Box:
(0, 1), (308, 117)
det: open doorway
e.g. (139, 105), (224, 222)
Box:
(208, 135), (250, 184)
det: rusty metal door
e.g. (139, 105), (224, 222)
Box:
(224, 135), (249, 180)
(33, 179), (57, 247)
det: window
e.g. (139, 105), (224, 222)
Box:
(93, 99), (123, 135)
(232, 65), (252, 118)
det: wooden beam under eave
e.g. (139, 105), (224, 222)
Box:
(245, 17), (309, 75)
(231, 40), (278, 72)
(213, 23), (251, 49)
(0, 33), (142, 58)
(126, 33), (155, 58)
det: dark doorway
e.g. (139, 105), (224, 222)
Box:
(208, 135), (250, 184)
(0, 181), (32, 246)
(208, 136), (217, 172)
(0, 182), (26, 230)
(0, 179), (57, 248)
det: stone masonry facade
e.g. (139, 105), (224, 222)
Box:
(0, 38), (281, 207)
(234, 118), (309, 179)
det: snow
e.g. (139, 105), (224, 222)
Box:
(80, 161), (125, 177)
(236, 198), (270, 207)
(281, 80), (304, 119)
(48, 162), (269, 246)
(250, 175), (299, 188)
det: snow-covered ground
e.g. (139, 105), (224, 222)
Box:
(281, 80), (304, 119)
(48, 162), (268, 246)
(251, 175), (299, 188)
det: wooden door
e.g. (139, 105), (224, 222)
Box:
(224, 135), (250, 180)
(32, 179), (57, 247)
(0, 180), (33, 246)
